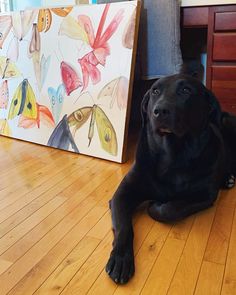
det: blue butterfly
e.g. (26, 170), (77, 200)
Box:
(48, 84), (65, 124)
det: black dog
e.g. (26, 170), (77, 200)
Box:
(105, 74), (236, 284)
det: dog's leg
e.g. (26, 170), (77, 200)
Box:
(105, 176), (144, 284)
(222, 113), (236, 178)
(148, 198), (214, 223)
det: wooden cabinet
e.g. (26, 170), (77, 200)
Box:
(182, 5), (236, 114)
(207, 5), (236, 114)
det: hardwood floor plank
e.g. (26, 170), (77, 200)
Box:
(0, 198), (99, 295)
(0, 163), (116, 264)
(141, 238), (185, 295)
(6, 167), (131, 294)
(87, 213), (155, 295)
(167, 207), (217, 295)
(169, 216), (195, 241)
(113, 222), (172, 295)
(0, 156), (92, 224)
(194, 261), (224, 295)
(0, 258), (13, 275)
(0, 162), (126, 294)
(204, 190), (236, 265)
(57, 232), (114, 295)
(0, 195), (67, 255)
(34, 236), (101, 295)
(8, 206), (107, 295)
(0, 151), (87, 204)
(221, 207), (236, 295)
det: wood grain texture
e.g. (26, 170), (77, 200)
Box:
(0, 135), (236, 294)
(213, 33), (236, 61)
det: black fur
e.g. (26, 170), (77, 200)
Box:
(105, 74), (236, 284)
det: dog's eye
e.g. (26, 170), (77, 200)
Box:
(182, 87), (191, 95)
(153, 88), (160, 95)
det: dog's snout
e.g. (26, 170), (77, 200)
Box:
(153, 105), (171, 117)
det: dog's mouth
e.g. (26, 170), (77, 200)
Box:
(157, 127), (173, 136)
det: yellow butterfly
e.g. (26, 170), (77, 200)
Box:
(59, 15), (89, 43)
(0, 56), (21, 79)
(38, 7), (73, 33)
(68, 104), (118, 156)
(0, 119), (11, 136)
(8, 79), (37, 120)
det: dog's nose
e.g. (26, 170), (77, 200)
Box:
(153, 105), (171, 117)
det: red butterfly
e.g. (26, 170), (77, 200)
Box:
(78, 4), (124, 91)
(61, 61), (82, 96)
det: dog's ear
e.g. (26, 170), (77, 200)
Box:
(141, 90), (150, 126)
(179, 60), (204, 81)
(205, 89), (222, 127)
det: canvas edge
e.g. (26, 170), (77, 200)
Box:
(121, 0), (141, 163)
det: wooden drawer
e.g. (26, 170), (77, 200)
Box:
(215, 11), (236, 31)
(182, 7), (208, 27)
(213, 33), (236, 61)
(211, 66), (236, 114)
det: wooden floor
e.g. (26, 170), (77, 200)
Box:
(0, 136), (236, 295)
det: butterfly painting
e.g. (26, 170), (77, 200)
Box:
(67, 104), (118, 156)
(0, 80), (9, 109)
(0, 1), (139, 163)
(8, 79), (37, 120)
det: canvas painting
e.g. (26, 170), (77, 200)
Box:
(0, 1), (140, 162)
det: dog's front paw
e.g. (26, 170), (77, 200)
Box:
(224, 174), (235, 189)
(105, 250), (135, 284)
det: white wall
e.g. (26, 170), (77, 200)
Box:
(12, 0), (42, 10)
(42, 0), (75, 5)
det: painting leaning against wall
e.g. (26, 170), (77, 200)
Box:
(0, 0), (140, 162)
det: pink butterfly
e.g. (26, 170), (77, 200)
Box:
(0, 80), (9, 109)
(0, 16), (12, 49)
(61, 61), (82, 95)
(78, 4), (124, 91)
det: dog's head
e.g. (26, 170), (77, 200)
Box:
(141, 74), (222, 138)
